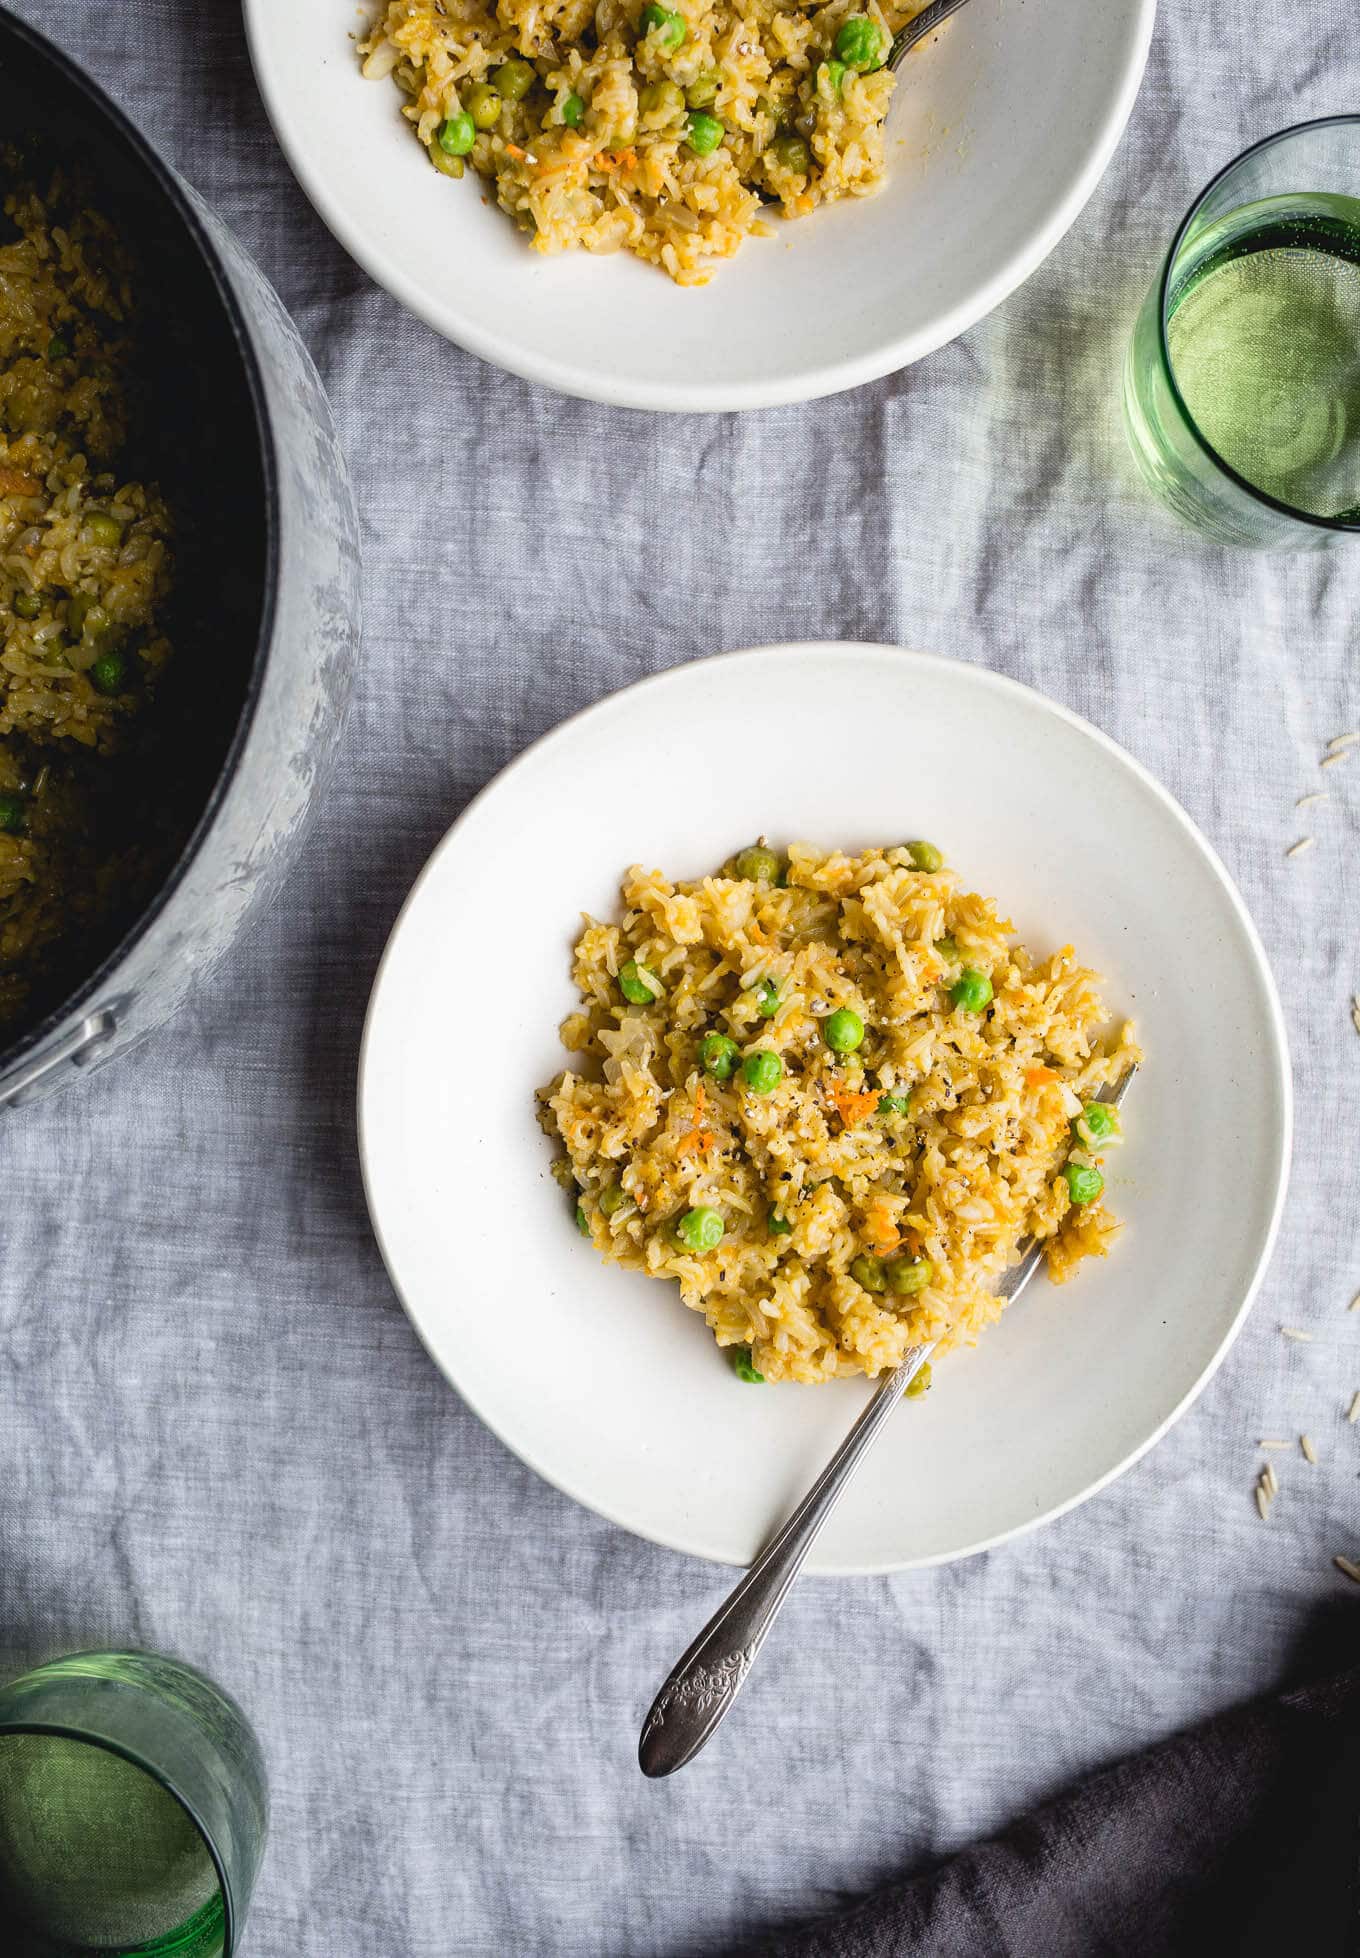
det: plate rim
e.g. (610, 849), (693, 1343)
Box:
(244, 0), (1159, 412)
(357, 642), (1293, 1573)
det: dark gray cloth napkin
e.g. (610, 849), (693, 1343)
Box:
(740, 1667), (1360, 1956)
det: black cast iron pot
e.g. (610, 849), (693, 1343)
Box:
(0, 7), (359, 1108)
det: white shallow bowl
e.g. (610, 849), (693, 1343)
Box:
(246, 0), (1156, 411)
(359, 644), (1290, 1573)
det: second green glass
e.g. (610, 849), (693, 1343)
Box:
(0, 1651), (268, 1957)
(1124, 116), (1360, 550)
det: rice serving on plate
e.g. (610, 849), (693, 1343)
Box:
(0, 168), (174, 1024)
(540, 842), (1141, 1384)
(360, 0), (923, 285)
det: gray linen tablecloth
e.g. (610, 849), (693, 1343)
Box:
(2, 3), (1358, 1953)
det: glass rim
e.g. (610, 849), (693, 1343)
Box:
(0, 1719), (236, 1954)
(1156, 113), (1360, 535)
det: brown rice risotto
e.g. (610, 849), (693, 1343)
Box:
(0, 168), (174, 1025)
(540, 841), (1140, 1385)
(361, 0), (924, 284)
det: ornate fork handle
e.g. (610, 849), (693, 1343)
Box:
(638, 1345), (930, 1777)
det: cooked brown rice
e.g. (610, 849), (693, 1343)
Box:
(0, 169), (174, 1025)
(361, 0), (925, 284)
(541, 842), (1140, 1384)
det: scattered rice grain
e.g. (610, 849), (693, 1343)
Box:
(1333, 1555), (1360, 1584)
(1300, 1433), (1318, 1464)
(1285, 837), (1315, 859)
(1347, 1391), (1360, 1424)
(1296, 791), (1329, 808)
(1280, 1325), (1314, 1341)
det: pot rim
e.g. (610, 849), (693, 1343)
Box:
(0, 3), (280, 1083)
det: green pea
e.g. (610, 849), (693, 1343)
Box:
(0, 792), (26, 835)
(742, 1049), (782, 1094)
(466, 82), (502, 130)
(734, 842), (781, 883)
(834, 15), (886, 70)
(83, 512), (123, 549)
(677, 1206), (724, 1252)
(885, 1255), (932, 1296)
(437, 112), (476, 156)
(904, 1359), (932, 1399)
(769, 131), (811, 175)
(598, 1182), (627, 1216)
(700, 1031), (739, 1080)
(493, 57), (536, 100)
(619, 959), (661, 1004)
(877, 1092), (911, 1117)
(561, 92), (585, 127)
(575, 1202), (589, 1235)
(11, 589), (40, 619)
(638, 3), (685, 50)
(934, 936), (958, 962)
(685, 111), (724, 156)
(823, 1007), (864, 1053)
(754, 978), (780, 1019)
(907, 840), (943, 873)
(685, 70), (720, 109)
(1074, 1101), (1119, 1144)
(89, 650), (127, 696)
(951, 968), (993, 1013)
(46, 334), (69, 362)
(850, 1253), (886, 1294)
(731, 1344), (764, 1383)
(1064, 1162), (1105, 1206)
(639, 79), (685, 121)
(768, 1210), (792, 1236)
(819, 58), (847, 93)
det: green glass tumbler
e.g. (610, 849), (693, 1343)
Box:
(0, 1651), (268, 1957)
(1124, 116), (1360, 550)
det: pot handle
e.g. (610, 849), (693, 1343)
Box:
(0, 1008), (119, 1111)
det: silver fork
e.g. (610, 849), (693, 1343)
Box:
(888, 0), (975, 72)
(638, 1065), (1136, 1778)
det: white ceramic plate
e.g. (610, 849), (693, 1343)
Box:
(245, 1), (1156, 411)
(359, 644), (1290, 1572)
